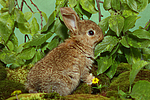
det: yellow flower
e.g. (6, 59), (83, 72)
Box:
(92, 78), (99, 84)
(11, 90), (22, 96)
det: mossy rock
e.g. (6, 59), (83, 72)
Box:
(0, 80), (27, 100)
(72, 82), (92, 94)
(0, 63), (7, 81)
(107, 69), (150, 98)
(65, 94), (110, 100)
(7, 93), (110, 100)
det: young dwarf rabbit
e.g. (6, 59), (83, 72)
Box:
(26, 7), (103, 96)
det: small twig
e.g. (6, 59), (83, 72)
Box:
(15, 0), (20, 10)
(144, 19), (150, 31)
(96, 0), (103, 22)
(25, 34), (30, 43)
(20, 0), (24, 11)
(24, 0), (33, 13)
(30, 0), (43, 30)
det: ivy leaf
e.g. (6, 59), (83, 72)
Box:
(30, 17), (39, 36)
(126, 0), (148, 12)
(24, 12), (32, 21)
(103, 0), (111, 10)
(97, 56), (113, 75)
(23, 32), (53, 48)
(109, 15), (124, 37)
(111, 0), (120, 10)
(123, 16), (139, 33)
(18, 47), (36, 60)
(130, 80), (150, 100)
(79, 0), (98, 14)
(0, 13), (14, 42)
(130, 29), (150, 40)
(120, 36), (130, 48)
(54, 19), (68, 39)
(42, 11), (56, 32)
(129, 60), (148, 86)
(69, 0), (77, 8)
(127, 35), (150, 48)
(98, 16), (110, 33)
(95, 36), (119, 58)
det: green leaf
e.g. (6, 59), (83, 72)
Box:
(103, 0), (111, 10)
(97, 56), (113, 75)
(6, 41), (14, 51)
(130, 29), (150, 40)
(54, 19), (68, 39)
(8, 0), (14, 13)
(111, 0), (120, 10)
(18, 47), (36, 60)
(24, 12), (32, 21)
(129, 60), (148, 86)
(14, 8), (26, 23)
(0, 13), (14, 42)
(47, 37), (60, 51)
(95, 36), (119, 58)
(30, 17), (39, 35)
(122, 10), (138, 18)
(127, 35), (150, 48)
(130, 80), (150, 100)
(106, 61), (118, 79)
(24, 32), (53, 48)
(98, 17), (110, 33)
(74, 2), (92, 19)
(109, 15), (124, 37)
(42, 11), (56, 32)
(32, 50), (44, 64)
(69, 0), (77, 8)
(123, 16), (138, 33)
(0, 0), (6, 7)
(9, 33), (18, 51)
(41, 11), (48, 23)
(18, 22), (30, 34)
(126, 0), (148, 12)
(120, 36), (130, 48)
(79, 0), (97, 14)
(124, 47), (141, 64)
(0, 52), (16, 64)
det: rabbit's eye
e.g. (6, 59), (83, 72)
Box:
(88, 30), (94, 36)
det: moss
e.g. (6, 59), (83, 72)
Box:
(43, 92), (65, 100)
(72, 82), (92, 94)
(0, 80), (27, 100)
(106, 90), (120, 98)
(6, 66), (31, 84)
(0, 64), (7, 81)
(65, 94), (110, 100)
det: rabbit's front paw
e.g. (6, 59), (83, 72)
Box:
(86, 73), (95, 85)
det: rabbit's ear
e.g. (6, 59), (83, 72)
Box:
(60, 7), (79, 33)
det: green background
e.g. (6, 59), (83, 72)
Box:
(3, 0), (150, 45)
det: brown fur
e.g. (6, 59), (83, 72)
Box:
(25, 7), (103, 96)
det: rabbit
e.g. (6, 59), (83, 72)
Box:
(25, 7), (103, 96)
